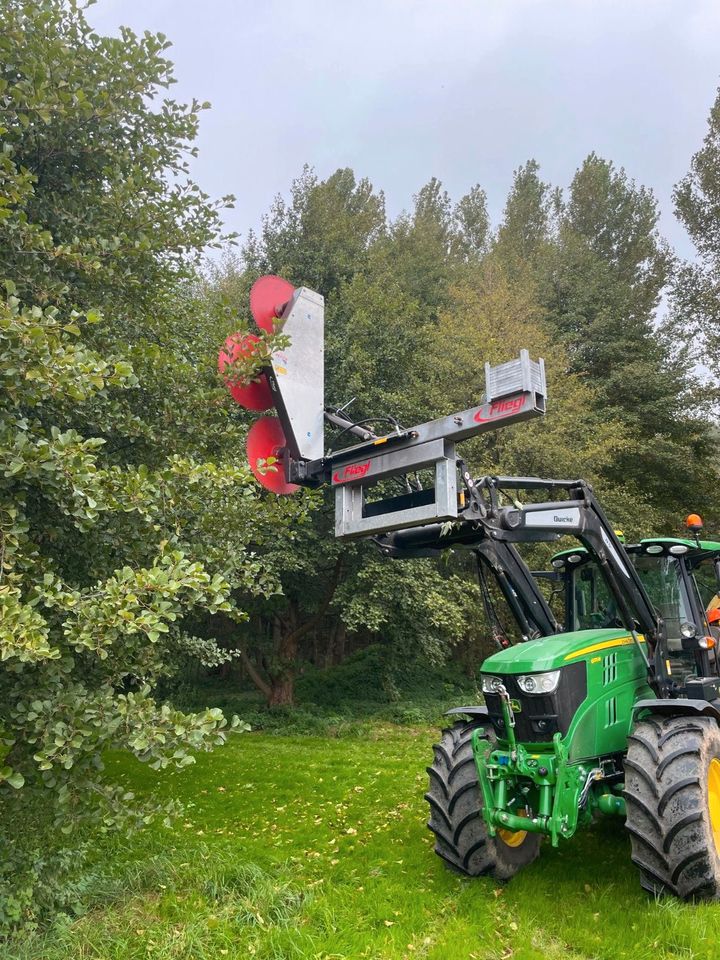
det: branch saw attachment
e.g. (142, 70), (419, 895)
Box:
(219, 278), (547, 539)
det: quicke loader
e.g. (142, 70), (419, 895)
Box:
(219, 276), (720, 901)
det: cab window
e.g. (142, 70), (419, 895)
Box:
(631, 555), (691, 649)
(572, 564), (618, 631)
(691, 558), (720, 614)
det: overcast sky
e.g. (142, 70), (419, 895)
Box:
(90, 0), (720, 261)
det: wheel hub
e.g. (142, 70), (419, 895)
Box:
(708, 757), (720, 853)
(497, 827), (528, 848)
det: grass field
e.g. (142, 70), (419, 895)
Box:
(8, 725), (720, 960)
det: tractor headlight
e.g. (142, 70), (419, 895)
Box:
(680, 621), (697, 640)
(516, 670), (561, 695)
(481, 675), (504, 694)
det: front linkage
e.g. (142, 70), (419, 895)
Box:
(471, 705), (625, 849)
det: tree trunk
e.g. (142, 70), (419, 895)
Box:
(268, 675), (295, 706)
(334, 622), (346, 665)
(268, 611), (298, 707)
(233, 554), (346, 707)
(238, 646), (272, 700)
(324, 619), (337, 668)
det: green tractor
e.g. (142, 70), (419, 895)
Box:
(384, 477), (720, 899)
(223, 283), (720, 900)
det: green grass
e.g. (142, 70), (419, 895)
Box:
(7, 726), (720, 960)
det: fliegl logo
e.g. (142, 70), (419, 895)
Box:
(332, 461), (371, 484)
(474, 395), (526, 423)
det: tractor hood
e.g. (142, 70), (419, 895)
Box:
(481, 628), (643, 675)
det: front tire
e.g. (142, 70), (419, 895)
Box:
(624, 715), (720, 900)
(424, 719), (540, 880)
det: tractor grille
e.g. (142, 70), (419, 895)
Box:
(605, 696), (618, 726)
(602, 653), (618, 685)
(483, 661), (587, 744)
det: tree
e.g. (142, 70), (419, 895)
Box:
(453, 184), (490, 262)
(205, 171), (491, 706)
(673, 85), (720, 368)
(211, 151), (718, 709)
(244, 166), (386, 297)
(543, 155), (715, 523)
(0, 0), (305, 927)
(494, 160), (557, 271)
(423, 260), (661, 536)
(379, 177), (461, 313)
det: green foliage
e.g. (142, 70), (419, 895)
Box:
(485, 152), (716, 528)
(494, 159), (558, 269)
(673, 85), (720, 380)
(0, 288), (258, 813)
(168, 643), (483, 738)
(244, 166), (386, 296)
(0, 0), (230, 311)
(295, 644), (479, 711)
(0, 0), (307, 931)
(544, 155), (713, 515)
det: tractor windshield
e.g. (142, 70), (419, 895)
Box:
(567, 553), (693, 653)
(630, 555), (693, 652)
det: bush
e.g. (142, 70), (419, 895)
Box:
(295, 644), (478, 709)
(171, 644), (482, 736)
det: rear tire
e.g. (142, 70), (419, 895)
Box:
(624, 715), (720, 900)
(425, 719), (540, 880)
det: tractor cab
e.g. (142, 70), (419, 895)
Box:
(548, 531), (720, 682)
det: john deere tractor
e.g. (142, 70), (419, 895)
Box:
(220, 280), (720, 901)
(382, 477), (720, 900)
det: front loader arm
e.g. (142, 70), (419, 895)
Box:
(377, 522), (560, 641)
(477, 477), (667, 691)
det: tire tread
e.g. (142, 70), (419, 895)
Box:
(624, 715), (720, 901)
(425, 720), (540, 880)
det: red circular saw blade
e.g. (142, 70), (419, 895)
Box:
(246, 416), (299, 494)
(218, 333), (274, 411)
(250, 275), (295, 332)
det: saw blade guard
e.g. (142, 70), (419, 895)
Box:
(246, 416), (299, 494)
(218, 333), (274, 411)
(250, 275), (296, 333)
